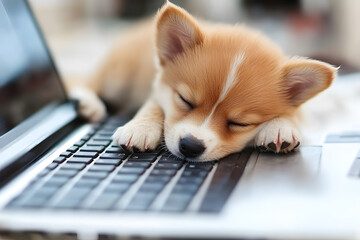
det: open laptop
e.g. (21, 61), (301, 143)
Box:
(1, 0), (360, 239)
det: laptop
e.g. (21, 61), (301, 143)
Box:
(1, 0), (360, 239)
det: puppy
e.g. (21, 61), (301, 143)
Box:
(69, 2), (337, 162)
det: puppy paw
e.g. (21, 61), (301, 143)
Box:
(255, 118), (301, 153)
(112, 120), (162, 152)
(69, 87), (106, 122)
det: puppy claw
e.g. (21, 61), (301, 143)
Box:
(281, 141), (290, 150)
(267, 142), (277, 152)
(258, 145), (267, 152)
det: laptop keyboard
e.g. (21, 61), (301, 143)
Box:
(5, 117), (251, 213)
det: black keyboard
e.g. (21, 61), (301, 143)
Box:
(6, 117), (251, 213)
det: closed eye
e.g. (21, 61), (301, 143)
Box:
(179, 94), (195, 109)
(227, 120), (250, 128)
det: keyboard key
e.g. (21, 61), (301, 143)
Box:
(67, 146), (79, 153)
(95, 159), (122, 165)
(123, 162), (151, 168)
(22, 196), (49, 208)
(13, 194), (29, 205)
(73, 152), (98, 158)
(19, 191), (33, 201)
(92, 136), (112, 141)
(54, 188), (91, 209)
(181, 169), (208, 178)
(150, 169), (177, 176)
(32, 186), (58, 199)
(100, 125), (117, 131)
(53, 156), (66, 163)
(43, 176), (70, 187)
(60, 163), (86, 171)
(80, 146), (105, 152)
(82, 171), (108, 179)
(172, 184), (199, 194)
(161, 193), (193, 212)
(158, 155), (183, 163)
(104, 182), (131, 193)
(177, 176), (204, 185)
(60, 151), (72, 158)
(128, 153), (157, 162)
(81, 134), (92, 141)
(132, 147), (161, 154)
(167, 192), (194, 203)
(37, 169), (50, 177)
(21, 185), (37, 195)
(87, 129), (96, 135)
(28, 178), (39, 187)
(118, 167), (145, 175)
(62, 187), (92, 201)
(87, 140), (111, 146)
(125, 192), (157, 211)
(105, 146), (125, 154)
(54, 169), (78, 177)
(74, 178), (101, 188)
(186, 163), (213, 171)
(96, 130), (114, 136)
(88, 165), (115, 172)
(67, 157), (93, 164)
(145, 175), (171, 183)
(112, 174), (139, 183)
(92, 133), (112, 139)
(46, 162), (59, 170)
(100, 153), (127, 160)
(106, 117), (126, 125)
(155, 162), (182, 170)
(91, 123), (102, 131)
(138, 182), (165, 193)
(6, 197), (26, 208)
(73, 140), (86, 147)
(89, 192), (120, 210)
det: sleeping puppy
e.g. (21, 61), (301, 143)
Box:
(69, 2), (337, 162)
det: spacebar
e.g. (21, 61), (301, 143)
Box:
(199, 148), (252, 213)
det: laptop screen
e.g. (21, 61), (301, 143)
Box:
(0, 0), (67, 137)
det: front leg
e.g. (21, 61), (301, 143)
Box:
(254, 117), (302, 153)
(112, 99), (164, 151)
(69, 87), (107, 123)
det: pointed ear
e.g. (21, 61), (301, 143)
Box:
(282, 58), (338, 106)
(156, 2), (204, 66)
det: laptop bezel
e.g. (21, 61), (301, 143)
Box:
(0, 0), (79, 186)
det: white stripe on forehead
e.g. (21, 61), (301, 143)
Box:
(202, 53), (245, 127)
(219, 53), (245, 101)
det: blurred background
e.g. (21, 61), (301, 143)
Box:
(28, 0), (360, 83)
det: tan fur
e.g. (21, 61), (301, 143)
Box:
(73, 2), (337, 161)
(64, 20), (157, 114)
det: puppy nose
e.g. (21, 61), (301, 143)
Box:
(179, 136), (206, 158)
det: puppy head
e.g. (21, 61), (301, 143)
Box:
(154, 2), (337, 161)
